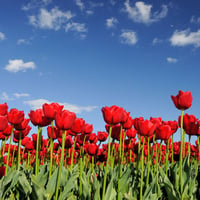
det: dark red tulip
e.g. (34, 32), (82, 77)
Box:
(14, 125), (32, 140)
(29, 109), (51, 127)
(21, 136), (31, 146)
(105, 124), (125, 141)
(25, 140), (35, 151)
(89, 133), (98, 143)
(55, 110), (76, 130)
(97, 131), (108, 142)
(133, 117), (144, 131)
(101, 105), (125, 124)
(2, 124), (13, 136)
(171, 90), (192, 110)
(43, 102), (64, 120)
(0, 103), (8, 116)
(14, 118), (30, 131)
(71, 118), (85, 134)
(0, 115), (8, 131)
(8, 108), (24, 125)
(87, 143), (99, 155)
(0, 166), (6, 178)
(58, 135), (73, 149)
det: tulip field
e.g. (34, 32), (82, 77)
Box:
(0, 90), (200, 199)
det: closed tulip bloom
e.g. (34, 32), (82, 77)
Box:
(58, 135), (73, 148)
(14, 118), (30, 131)
(155, 124), (172, 140)
(2, 124), (12, 136)
(97, 131), (108, 142)
(133, 117), (144, 131)
(71, 118), (85, 134)
(83, 123), (93, 134)
(0, 103), (8, 116)
(137, 120), (157, 137)
(0, 115), (8, 131)
(122, 115), (134, 129)
(25, 140), (35, 151)
(43, 102), (64, 120)
(126, 128), (137, 138)
(87, 143), (99, 155)
(55, 110), (76, 130)
(21, 137), (31, 146)
(29, 109), (51, 127)
(171, 90), (192, 110)
(8, 108), (24, 125)
(0, 166), (6, 178)
(163, 120), (178, 135)
(89, 133), (98, 143)
(14, 125), (32, 140)
(101, 105), (125, 124)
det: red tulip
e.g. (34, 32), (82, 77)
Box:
(0, 115), (8, 131)
(21, 136), (31, 146)
(58, 135), (73, 148)
(43, 102), (64, 120)
(14, 118), (30, 131)
(47, 126), (59, 140)
(0, 103), (8, 116)
(122, 115), (134, 129)
(155, 124), (172, 140)
(8, 108), (24, 125)
(14, 125), (32, 140)
(137, 120), (157, 137)
(55, 110), (76, 130)
(101, 105), (125, 124)
(83, 123), (93, 134)
(87, 143), (99, 155)
(97, 131), (108, 142)
(0, 166), (6, 178)
(71, 118), (85, 134)
(126, 128), (137, 138)
(89, 133), (98, 143)
(25, 140), (35, 151)
(29, 109), (51, 127)
(2, 124), (13, 136)
(171, 90), (192, 110)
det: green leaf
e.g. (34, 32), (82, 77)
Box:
(119, 167), (131, 195)
(104, 178), (116, 200)
(18, 172), (32, 196)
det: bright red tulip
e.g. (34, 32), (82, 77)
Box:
(83, 123), (93, 134)
(126, 128), (137, 138)
(8, 108), (24, 125)
(97, 131), (108, 142)
(122, 115), (134, 129)
(171, 90), (192, 110)
(0, 103), (8, 116)
(0, 115), (8, 131)
(155, 124), (172, 140)
(21, 137), (31, 146)
(29, 109), (51, 127)
(87, 143), (99, 155)
(43, 102), (64, 120)
(14, 118), (30, 131)
(47, 126), (59, 140)
(55, 110), (76, 130)
(71, 118), (85, 134)
(136, 120), (157, 137)
(101, 105), (125, 124)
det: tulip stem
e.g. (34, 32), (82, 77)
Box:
(140, 137), (145, 200)
(35, 126), (42, 175)
(55, 130), (66, 200)
(165, 138), (169, 176)
(49, 121), (54, 179)
(17, 131), (22, 170)
(102, 124), (112, 200)
(188, 135), (191, 166)
(171, 135), (174, 167)
(146, 136), (150, 187)
(5, 125), (14, 175)
(70, 133), (77, 171)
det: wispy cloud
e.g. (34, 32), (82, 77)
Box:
(0, 32), (6, 40)
(74, 0), (85, 10)
(24, 99), (98, 113)
(4, 59), (36, 73)
(124, 0), (168, 24)
(17, 39), (30, 45)
(167, 57), (178, 63)
(170, 29), (200, 47)
(14, 93), (30, 98)
(29, 7), (74, 30)
(106, 17), (118, 28)
(120, 30), (137, 45)
(22, 0), (52, 11)
(190, 16), (200, 24)
(1, 92), (13, 101)
(152, 37), (163, 45)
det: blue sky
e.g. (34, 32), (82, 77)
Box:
(0, 0), (200, 142)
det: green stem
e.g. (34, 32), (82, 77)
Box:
(165, 138), (169, 176)
(146, 136), (150, 187)
(111, 140), (115, 170)
(179, 110), (184, 195)
(49, 120), (54, 179)
(5, 126), (14, 175)
(17, 131), (22, 170)
(35, 126), (42, 175)
(140, 137), (145, 200)
(171, 134), (174, 167)
(55, 130), (66, 200)
(70, 134), (77, 171)
(102, 124), (113, 200)
(188, 135), (191, 166)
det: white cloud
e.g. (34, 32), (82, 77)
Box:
(22, 0), (52, 11)
(74, 0), (85, 10)
(0, 32), (6, 40)
(5, 59), (36, 73)
(24, 99), (98, 113)
(110, 0), (116, 6)
(89, 2), (104, 8)
(152, 37), (163, 45)
(120, 30), (137, 45)
(14, 93), (30, 98)
(65, 22), (87, 33)
(190, 16), (200, 24)
(106, 17), (118, 28)
(1, 92), (13, 101)
(124, 0), (168, 24)
(170, 29), (200, 47)
(86, 10), (94, 15)
(29, 7), (74, 30)
(167, 57), (178, 63)
(17, 39), (30, 45)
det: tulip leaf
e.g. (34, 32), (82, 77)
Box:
(104, 178), (116, 200)
(18, 172), (32, 196)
